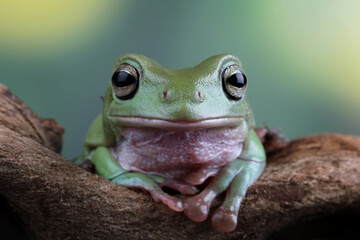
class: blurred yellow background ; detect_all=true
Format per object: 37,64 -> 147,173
0,0 -> 359,159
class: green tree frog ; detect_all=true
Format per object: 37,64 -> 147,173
79,53 -> 266,232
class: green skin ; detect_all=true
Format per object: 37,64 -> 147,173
77,53 -> 266,232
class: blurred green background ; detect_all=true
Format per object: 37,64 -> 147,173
0,0 -> 359,160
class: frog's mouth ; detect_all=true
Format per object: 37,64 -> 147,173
109,116 -> 243,130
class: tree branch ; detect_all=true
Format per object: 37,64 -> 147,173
0,84 -> 359,240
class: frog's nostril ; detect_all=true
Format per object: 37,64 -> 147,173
161,90 -> 176,102
194,91 -> 204,102
188,91 -> 204,103
163,91 -> 168,99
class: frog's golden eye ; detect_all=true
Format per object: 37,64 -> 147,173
111,64 -> 139,100
221,65 -> 247,101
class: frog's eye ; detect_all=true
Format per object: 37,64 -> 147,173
221,65 -> 247,101
111,64 -> 139,100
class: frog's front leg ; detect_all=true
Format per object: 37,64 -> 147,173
211,160 -> 265,232
184,129 -> 266,232
91,146 -> 183,212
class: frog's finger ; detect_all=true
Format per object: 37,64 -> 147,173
182,167 -> 219,186
211,161 -> 265,232
183,160 -> 244,222
161,179 -> 199,195
112,172 -> 183,212
148,174 -> 198,195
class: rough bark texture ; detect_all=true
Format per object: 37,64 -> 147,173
0,83 -> 359,239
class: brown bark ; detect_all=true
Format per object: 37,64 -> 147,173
0,83 -> 359,239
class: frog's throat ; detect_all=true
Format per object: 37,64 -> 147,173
108,116 -> 243,130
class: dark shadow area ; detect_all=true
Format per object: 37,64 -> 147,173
0,195 -> 30,240
1,193 -> 360,240
269,212 -> 360,240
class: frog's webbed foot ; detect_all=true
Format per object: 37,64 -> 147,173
112,173 -> 183,212
184,160 -> 265,232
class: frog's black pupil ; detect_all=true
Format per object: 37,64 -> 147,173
228,72 -> 246,88
112,71 -> 135,87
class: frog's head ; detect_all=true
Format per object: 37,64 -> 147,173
103,53 -> 253,133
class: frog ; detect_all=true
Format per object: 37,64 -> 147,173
78,53 -> 266,232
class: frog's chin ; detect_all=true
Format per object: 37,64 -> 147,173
108,116 -> 244,130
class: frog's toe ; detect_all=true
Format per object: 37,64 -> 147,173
151,192 -> 184,212
211,207 -> 237,232
183,196 -> 210,222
